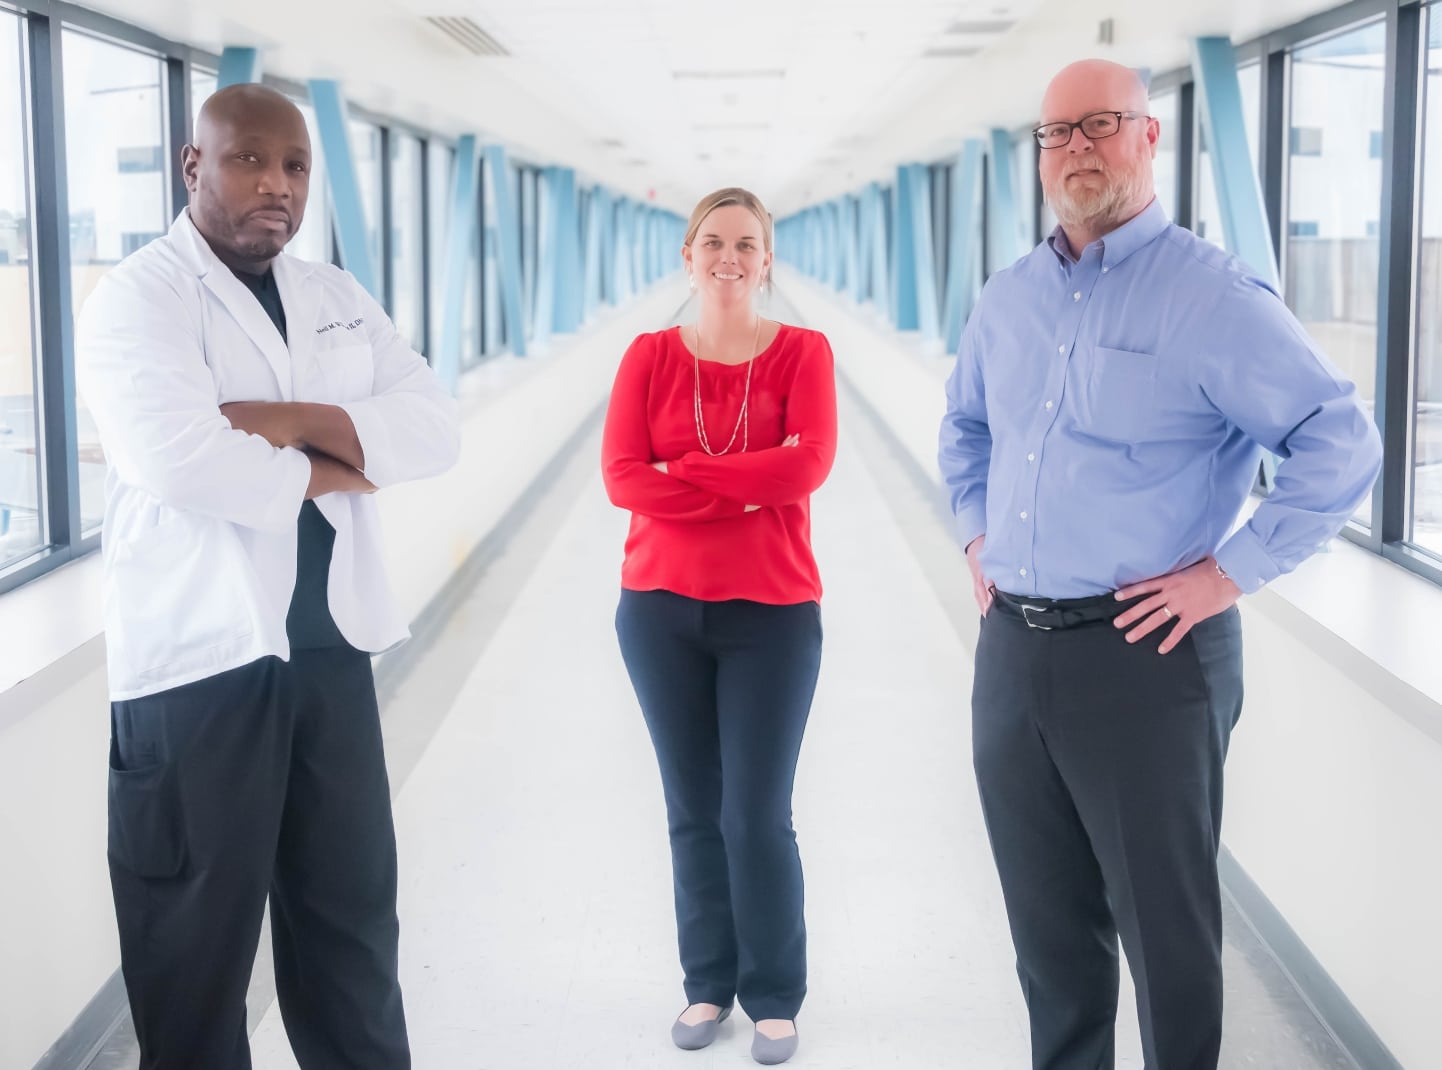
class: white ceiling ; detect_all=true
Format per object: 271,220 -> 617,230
87,0 -> 1351,217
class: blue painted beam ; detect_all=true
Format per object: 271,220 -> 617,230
533,167 -> 560,350
906,164 -> 940,340
943,140 -> 986,354
216,47 -> 261,88
1191,36 -> 1278,288
988,129 -> 1025,268
436,135 -> 479,391
483,145 -> 526,356
844,195 -> 862,303
308,80 -> 378,298
866,183 -> 888,315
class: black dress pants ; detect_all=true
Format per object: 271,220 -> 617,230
107,648 -> 409,1070
615,589 -> 822,1022
972,603 -> 1244,1070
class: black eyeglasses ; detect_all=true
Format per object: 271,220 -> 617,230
1032,111 -> 1148,149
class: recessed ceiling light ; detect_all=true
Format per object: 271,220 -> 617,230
672,69 -> 786,80
922,46 -> 981,57
945,19 -> 1015,33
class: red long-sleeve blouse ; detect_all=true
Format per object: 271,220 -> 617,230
601,324 -> 838,604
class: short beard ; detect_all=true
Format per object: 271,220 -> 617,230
1044,162 -> 1152,232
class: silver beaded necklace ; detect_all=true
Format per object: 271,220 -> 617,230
692,317 -> 761,456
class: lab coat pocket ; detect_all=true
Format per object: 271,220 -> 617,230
313,343 -> 375,402
107,736 -> 185,879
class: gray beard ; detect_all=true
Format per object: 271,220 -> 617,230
1045,168 -> 1151,232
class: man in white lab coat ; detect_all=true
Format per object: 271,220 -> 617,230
75,83 -> 460,1069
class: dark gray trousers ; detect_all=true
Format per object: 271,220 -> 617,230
615,588 -> 822,1022
972,604 -> 1243,1070
107,648 -> 410,1070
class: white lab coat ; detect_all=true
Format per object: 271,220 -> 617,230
76,211 -> 461,701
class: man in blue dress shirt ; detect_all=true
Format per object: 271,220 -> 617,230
938,59 -> 1381,1069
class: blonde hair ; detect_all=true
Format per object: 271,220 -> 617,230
683,187 -> 773,252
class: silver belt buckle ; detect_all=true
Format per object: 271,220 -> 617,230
1021,604 -> 1054,631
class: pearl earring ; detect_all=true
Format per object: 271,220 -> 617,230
688,273 -> 696,290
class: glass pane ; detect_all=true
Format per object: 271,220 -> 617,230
1412,8 -> 1442,555
482,154 -> 501,356
426,141 -> 451,362
389,132 -> 423,351
1151,89 -> 1178,221
1195,64 -> 1261,250
0,11 -> 44,567
1286,20 -> 1386,527
1014,133 -> 1037,248
189,67 -> 215,140
349,118 -> 383,294
64,30 -> 169,530
290,100 -> 331,265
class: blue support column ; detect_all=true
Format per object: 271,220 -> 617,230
483,145 -> 526,356
533,167 -> 560,350
555,169 -> 581,333
988,129 -> 1025,268
216,47 -> 261,88
436,135 -> 478,391
828,201 -> 845,292
582,186 -> 605,319
943,139 -> 986,354
613,199 -> 634,303
1191,36 -> 1279,287
844,195 -> 862,303
866,183 -> 888,315
908,164 -> 940,340
308,80 -> 377,298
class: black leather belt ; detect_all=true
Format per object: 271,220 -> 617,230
992,590 -> 1130,631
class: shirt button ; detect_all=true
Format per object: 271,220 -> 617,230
1102,266 -> 1110,273
1045,400 -> 1054,410
1020,511 -> 1028,520
1057,344 -> 1065,354
1019,568 -> 1028,577
1027,452 -> 1035,462
1073,291 -> 1081,301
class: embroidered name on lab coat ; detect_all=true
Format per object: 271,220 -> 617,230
316,317 -> 365,335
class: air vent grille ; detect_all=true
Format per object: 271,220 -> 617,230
424,16 -> 509,57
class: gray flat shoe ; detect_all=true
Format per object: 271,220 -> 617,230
671,1004 -> 732,1051
751,1023 -> 799,1065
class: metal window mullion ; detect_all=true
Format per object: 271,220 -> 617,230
165,55 -> 189,219
1375,1 -> 1422,545
27,11 -> 80,551
1260,49 -> 1287,266
1177,81 -> 1196,231
418,136 -> 431,359
379,125 -> 393,315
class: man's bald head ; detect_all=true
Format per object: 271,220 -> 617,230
194,83 -> 308,151
183,84 -> 312,274
1040,60 -> 1150,125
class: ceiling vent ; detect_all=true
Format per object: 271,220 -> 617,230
944,19 -> 1015,34
424,16 -> 510,57
673,69 -> 786,80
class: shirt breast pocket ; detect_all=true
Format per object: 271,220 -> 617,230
1076,345 -> 1160,442
312,343 -> 375,402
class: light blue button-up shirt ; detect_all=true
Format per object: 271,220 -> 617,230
938,199 -> 1382,598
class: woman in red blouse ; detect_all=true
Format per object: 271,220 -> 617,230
603,188 -> 836,1067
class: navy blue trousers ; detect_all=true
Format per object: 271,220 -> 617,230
107,648 -> 409,1070
973,604 -> 1244,1070
616,589 -> 822,1022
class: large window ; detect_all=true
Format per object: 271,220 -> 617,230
1194,62 -> 1261,249
350,117 -> 383,295
0,11 -> 42,568
64,30 -> 169,530
289,100 -> 331,265
389,132 -> 423,351
1412,7 -> 1442,557
1151,88 -> 1179,221
1285,20 -> 1386,527
189,67 -> 215,136
425,139 -> 452,362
